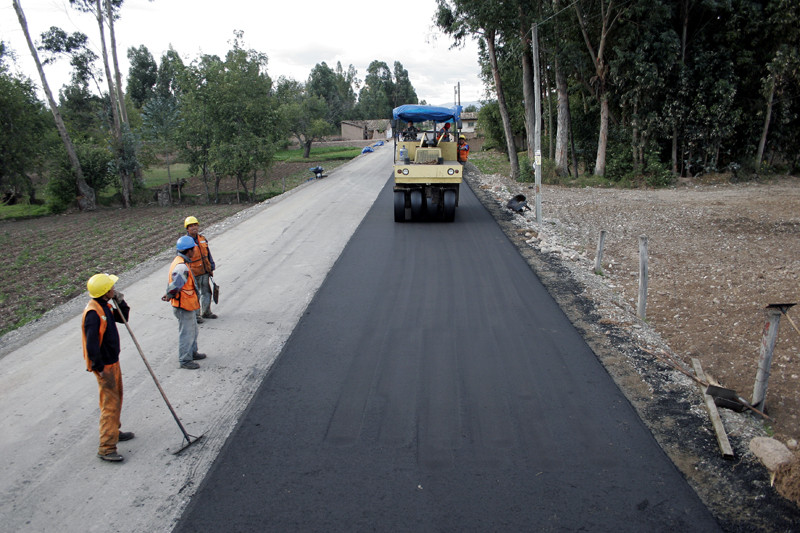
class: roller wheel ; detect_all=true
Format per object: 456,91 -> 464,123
410,189 -> 424,220
443,189 -> 456,222
394,191 -> 406,222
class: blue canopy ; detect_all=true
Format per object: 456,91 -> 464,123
393,104 -> 462,124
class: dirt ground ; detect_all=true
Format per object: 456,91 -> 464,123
467,167 -> 800,514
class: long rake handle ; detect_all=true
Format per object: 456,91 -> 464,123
111,298 -> 195,445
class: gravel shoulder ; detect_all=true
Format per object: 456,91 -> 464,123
464,166 -> 800,531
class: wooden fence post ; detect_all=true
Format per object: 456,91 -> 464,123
637,235 -> 648,320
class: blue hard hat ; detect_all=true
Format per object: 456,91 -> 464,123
176,235 -> 195,251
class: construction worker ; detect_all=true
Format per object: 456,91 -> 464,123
437,122 -> 451,143
457,135 -> 470,163
162,236 -> 207,369
82,273 -> 133,462
183,216 -> 217,322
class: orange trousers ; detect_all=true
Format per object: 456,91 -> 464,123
94,362 -> 123,455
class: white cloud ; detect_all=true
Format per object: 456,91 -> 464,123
1,0 -> 484,106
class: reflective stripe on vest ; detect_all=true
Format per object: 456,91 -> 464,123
81,299 -> 108,372
168,256 -> 200,311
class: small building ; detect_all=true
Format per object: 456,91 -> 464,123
341,119 -> 392,141
459,112 -> 478,135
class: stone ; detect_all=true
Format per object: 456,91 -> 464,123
749,437 -> 796,471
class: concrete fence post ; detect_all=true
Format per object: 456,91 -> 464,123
637,235 -> 648,320
752,304 -> 795,410
594,230 -> 607,275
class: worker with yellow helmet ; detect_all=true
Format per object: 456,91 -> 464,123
457,135 -> 470,163
183,215 -> 217,322
81,273 -> 134,462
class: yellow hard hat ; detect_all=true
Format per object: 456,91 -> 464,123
459,135 -> 466,140
184,216 -> 199,228
87,273 -> 119,298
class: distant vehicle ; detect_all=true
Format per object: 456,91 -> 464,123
391,104 -> 463,222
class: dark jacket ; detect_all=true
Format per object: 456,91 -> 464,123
82,298 -> 130,372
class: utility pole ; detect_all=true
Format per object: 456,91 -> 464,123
532,23 -> 542,222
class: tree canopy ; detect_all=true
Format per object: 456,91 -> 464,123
438,0 -> 800,180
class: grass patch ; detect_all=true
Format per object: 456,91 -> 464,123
0,203 -> 52,220
275,146 -> 362,163
142,163 -> 191,187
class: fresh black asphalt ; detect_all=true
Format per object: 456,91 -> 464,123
175,175 -> 721,532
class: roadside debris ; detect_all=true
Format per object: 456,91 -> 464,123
506,194 -> 530,213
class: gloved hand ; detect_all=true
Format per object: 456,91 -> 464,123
113,291 -> 124,302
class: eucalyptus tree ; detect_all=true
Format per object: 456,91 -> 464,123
156,47 -> 185,100
608,0 -> 677,178
307,61 -> 358,126
68,0 -> 140,206
751,0 -> 800,170
356,60 -> 392,118
436,0 -> 521,179
38,27 -> 106,138
392,61 -> 418,108
126,44 -> 157,108
11,0 -> 94,210
573,0 -> 628,177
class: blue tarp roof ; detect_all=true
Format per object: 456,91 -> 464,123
392,104 -> 462,123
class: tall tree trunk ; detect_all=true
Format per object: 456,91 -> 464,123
12,0 -> 96,210
674,0 -> 690,176
595,92 -> 608,176
575,1 -> 613,177
755,76 -> 775,171
96,0 -> 120,138
486,30 -> 520,180
105,0 -> 128,125
544,55 -> 554,160
520,9 -> 536,162
95,0 -> 132,207
554,55 -> 570,176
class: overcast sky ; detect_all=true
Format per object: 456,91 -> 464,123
1,0 -> 485,106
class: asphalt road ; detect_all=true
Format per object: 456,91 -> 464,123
175,174 -> 721,531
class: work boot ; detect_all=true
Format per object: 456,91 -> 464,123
180,361 -> 200,370
97,452 -> 124,462
196,315 -> 204,324
192,352 -> 207,360
202,312 -> 218,319
118,431 -> 135,441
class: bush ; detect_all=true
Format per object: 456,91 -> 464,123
46,143 -> 115,211
606,145 -> 672,187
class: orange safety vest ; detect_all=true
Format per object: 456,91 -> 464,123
458,142 -> 470,162
168,256 -> 200,311
81,299 -> 108,372
188,234 -> 213,277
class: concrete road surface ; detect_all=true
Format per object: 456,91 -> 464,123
0,145 -> 392,532
174,168 -> 721,530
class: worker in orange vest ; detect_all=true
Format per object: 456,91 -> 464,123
81,273 -> 133,462
183,216 -> 217,322
457,135 -> 470,163
162,236 -> 207,369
